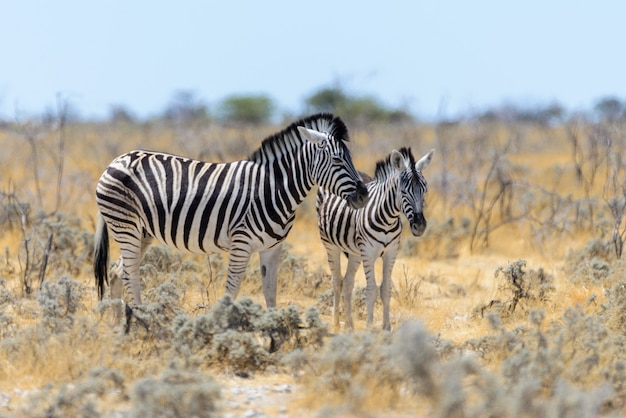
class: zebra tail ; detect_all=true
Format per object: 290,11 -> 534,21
94,212 -> 109,300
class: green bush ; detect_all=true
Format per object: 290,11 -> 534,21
217,94 -> 275,125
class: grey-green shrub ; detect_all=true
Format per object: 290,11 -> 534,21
564,238 -> 615,285
131,369 -> 220,418
139,245 -> 200,278
18,367 -> 126,418
474,260 -> 554,319
172,295 -> 327,374
0,278 -> 15,337
125,279 -> 184,340
37,276 -> 84,332
600,281 -> 626,334
290,309 -> 626,416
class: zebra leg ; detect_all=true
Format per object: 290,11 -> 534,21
259,244 -> 283,308
109,259 -> 124,299
119,253 -> 143,307
381,245 -> 399,331
325,247 -> 343,331
224,246 -> 253,301
361,254 -> 378,328
111,228 -> 151,308
343,254 -> 361,330
109,260 -> 125,321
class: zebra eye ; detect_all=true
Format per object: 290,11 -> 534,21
331,154 -> 343,165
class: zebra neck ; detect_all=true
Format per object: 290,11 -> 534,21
369,178 -> 402,223
260,143 -> 315,212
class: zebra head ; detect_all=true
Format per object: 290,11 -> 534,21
392,147 -> 435,237
298,124 -> 369,209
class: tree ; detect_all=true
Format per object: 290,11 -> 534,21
163,90 -> 209,124
109,105 -> 137,124
305,85 -> 413,124
305,87 -> 349,114
594,96 -> 624,122
477,102 -> 565,125
217,94 -> 275,125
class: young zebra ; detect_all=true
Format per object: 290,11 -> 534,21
316,147 -> 434,331
94,113 -> 369,311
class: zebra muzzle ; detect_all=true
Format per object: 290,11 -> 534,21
410,213 -> 427,236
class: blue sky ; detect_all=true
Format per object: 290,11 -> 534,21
2,1 -> 625,120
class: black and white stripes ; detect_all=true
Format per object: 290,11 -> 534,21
94,113 -> 368,309
316,147 -> 434,330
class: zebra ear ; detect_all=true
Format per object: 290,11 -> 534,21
416,149 -> 435,171
390,150 -> 405,172
298,126 -> 327,147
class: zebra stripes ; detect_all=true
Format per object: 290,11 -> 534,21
316,147 -> 434,330
94,113 -> 368,309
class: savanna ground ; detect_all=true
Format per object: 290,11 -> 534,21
1,114 -> 626,417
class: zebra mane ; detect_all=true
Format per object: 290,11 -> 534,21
248,113 -> 349,164
374,147 -> 416,182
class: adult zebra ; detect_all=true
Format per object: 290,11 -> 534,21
94,113 -> 369,311
316,147 -> 434,331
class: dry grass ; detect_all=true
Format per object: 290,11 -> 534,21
1,118 -> 625,416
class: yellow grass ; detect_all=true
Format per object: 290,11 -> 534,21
0,118 -> 624,416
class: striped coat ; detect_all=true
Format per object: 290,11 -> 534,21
94,114 -> 368,310
317,147 -> 434,330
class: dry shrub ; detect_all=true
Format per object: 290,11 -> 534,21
127,280 -> 185,342
28,214 -> 93,280
172,295 -> 327,376
16,367 -> 127,418
131,369 -> 220,418
286,321 -> 458,415
285,292 -> 623,415
0,287 -> 118,393
0,191 -> 29,231
600,281 -> 626,334
0,278 -> 15,337
464,307 -> 626,415
473,259 -> 555,319
139,245 -> 200,278
285,320 -> 518,416
39,214 -> 95,277
564,238 -> 616,286
2,279 -> 326,413
1,212 -> 93,295
37,276 -> 84,332
315,288 -> 334,315
286,330 -> 402,414
391,266 -> 423,308
352,285 -> 381,320
93,278 -> 186,353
